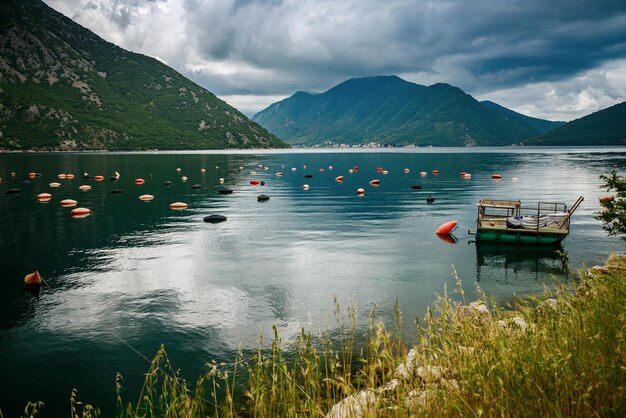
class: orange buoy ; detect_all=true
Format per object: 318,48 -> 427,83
71,207 -> 91,216
250,179 -> 260,186
24,271 -> 42,286
369,179 -> 380,186
135,178 -> 145,184
420,171 -> 427,177
139,194 -> 154,201
275,172 -> 283,177
492,174 -> 502,179
169,202 -> 188,209
58,173 -> 67,179
435,220 -> 457,235
49,182 -> 61,187
335,176 -> 344,182
60,199 -> 77,207
37,193 -> 52,202
356,188 -> 365,196
94,175 -> 104,181
11,172 -> 16,177
28,172 -> 37,178
303,184 -> 310,190
433,170 -> 440,175
66,174 -> 75,179
78,185 -> 91,191
403,168 -> 410,173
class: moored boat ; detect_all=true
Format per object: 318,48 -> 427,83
473,197 -> 583,245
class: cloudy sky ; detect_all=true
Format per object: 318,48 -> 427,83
44,0 -> 626,121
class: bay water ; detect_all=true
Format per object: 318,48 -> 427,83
0,147 -> 623,416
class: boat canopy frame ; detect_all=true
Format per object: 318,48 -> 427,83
477,196 -> 584,234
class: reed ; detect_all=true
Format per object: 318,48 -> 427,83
14,255 -> 626,417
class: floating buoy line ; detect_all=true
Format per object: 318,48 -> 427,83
8,163 -> 506,232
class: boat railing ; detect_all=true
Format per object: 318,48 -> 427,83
478,197 -> 584,233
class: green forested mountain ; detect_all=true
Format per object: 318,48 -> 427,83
480,100 -> 565,135
0,0 -> 286,150
252,76 -> 559,147
524,102 -> 626,146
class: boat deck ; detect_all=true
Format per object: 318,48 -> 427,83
477,218 -> 569,236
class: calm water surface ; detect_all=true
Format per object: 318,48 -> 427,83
0,147 -> 623,416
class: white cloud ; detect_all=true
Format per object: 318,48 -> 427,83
43,0 -> 626,121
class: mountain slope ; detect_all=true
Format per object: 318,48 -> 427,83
0,0 -> 287,150
524,102 -> 626,146
252,76 -> 556,147
480,100 -> 565,135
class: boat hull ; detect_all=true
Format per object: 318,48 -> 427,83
476,228 -> 566,245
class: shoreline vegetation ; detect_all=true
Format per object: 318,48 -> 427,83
13,254 -> 626,417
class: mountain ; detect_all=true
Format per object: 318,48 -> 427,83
0,0 -> 287,150
480,100 -> 565,135
524,101 -> 626,146
252,75 -> 559,147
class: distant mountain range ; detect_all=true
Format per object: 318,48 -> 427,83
251,75 -> 564,147
0,0 -> 287,151
524,101 -> 626,145
253,75 -> 622,147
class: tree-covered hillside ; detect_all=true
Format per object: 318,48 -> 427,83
253,76 -> 560,147
524,102 -> 626,146
0,0 -> 287,150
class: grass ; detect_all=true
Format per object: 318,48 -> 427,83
9,255 -> 626,417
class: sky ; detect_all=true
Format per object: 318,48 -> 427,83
43,0 -> 626,121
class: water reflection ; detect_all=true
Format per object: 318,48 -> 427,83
474,243 -> 570,300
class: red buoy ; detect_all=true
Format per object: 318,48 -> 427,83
492,174 -> 502,179
250,179 -> 260,186
369,179 -> 380,186
335,176 -> 344,182
135,178 -> 145,184
37,193 -> 52,201
71,207 -> 91,216
435,220 -> 457,235
433,170 -> 440,175
94,175 -> 105,181
376,167 -> 383,172
60,199 -> 77,207
24,271 -> 42,286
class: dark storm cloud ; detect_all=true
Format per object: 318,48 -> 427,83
44,0 -> 626,119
